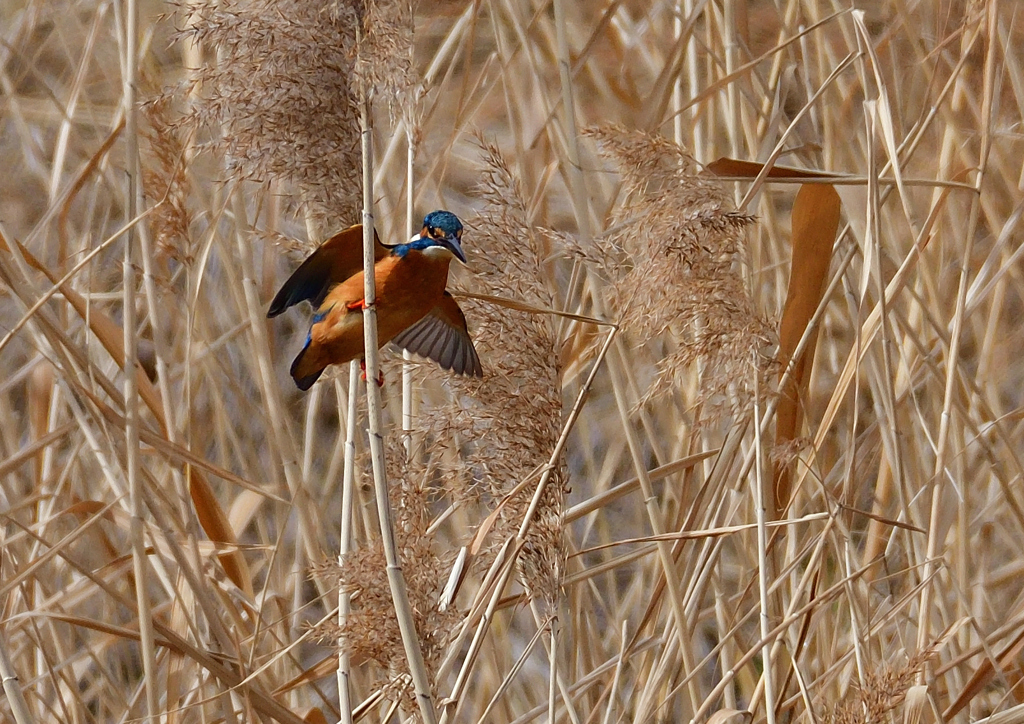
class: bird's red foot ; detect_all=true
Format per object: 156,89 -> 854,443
359,360 -> 385,387
346,299 -> 367,311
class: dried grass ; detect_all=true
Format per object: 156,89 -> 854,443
2,1 -> 1023,723
182,0 -> 363,229
581,124 -> 773,413
316,445 -> 460,704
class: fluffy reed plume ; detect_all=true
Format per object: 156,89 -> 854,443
316,445 -> 460,702
820,651 -> 933,724
141,93 -> 194,266
581,125 -> 773,412
181,0 -> 362,229
419,138 -> 567,609
353,0 -> 417,116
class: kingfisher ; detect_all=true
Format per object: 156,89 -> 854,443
268,210 -> 483,390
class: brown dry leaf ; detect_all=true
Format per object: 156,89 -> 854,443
559,322 -> 600,379
450,289 -> 608,326
300,708 -> 329,724
972,703 -> 1024,724
58,119 -> 125,254
140,431 -> 278,501
945,625 -> 1024,719
62,500 -> 130,530
439,546 -> 469,612
188,469 -> 252,595
28,363 -> 53,483
228,489 -> 268,534
41,612 -> 173,649
469,498 -> 515,557
773,183 -> 841,517
706,157 -> 842,179
0,422 -> 75,478
564,450 -> 719,523
465,463 -> 544,557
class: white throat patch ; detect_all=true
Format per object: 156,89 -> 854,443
422,244 -> 453,260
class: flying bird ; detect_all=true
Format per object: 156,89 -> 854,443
268,210 -> 483,390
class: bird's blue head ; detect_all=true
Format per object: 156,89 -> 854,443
418,210 -> 466,264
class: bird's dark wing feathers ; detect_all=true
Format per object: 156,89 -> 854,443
391,295 -> 482,377
267,252 -> 333,317
267,225 -> 390,318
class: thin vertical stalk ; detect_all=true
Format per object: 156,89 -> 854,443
552,0 -> 590,237
916,0 -> 996,661
722,0 -> 741,161
551,0 -> 590,341
357,65 -> 438,724
0,624 -> 34,724
50,6 -> 105,210
441,328 -> 616,724
231,191 -> 326,596
599,621 -> 628,724
337,362 -> 360,724
549,6 -> 582,716
527,601 -> 579,724
548,614 -> 558,724
606,336 -> 701,721
714,587 -> 737,709
402,22 -> 418,460
752,370 -> 776,724
402,122 -> 418,459
681,0 -> 703,156
302,385 -> 323,481
441,538 -> 517,724
672,1 -> 684,148
122,0 -> 158,720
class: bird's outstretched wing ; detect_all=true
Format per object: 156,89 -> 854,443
267,224 -> 389,317
391,292 -> 483,377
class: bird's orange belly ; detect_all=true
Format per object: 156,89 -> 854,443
306,252 -> 450,369
374,252 -> 450,342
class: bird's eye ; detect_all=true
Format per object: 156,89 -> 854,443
430,227 -> 439,237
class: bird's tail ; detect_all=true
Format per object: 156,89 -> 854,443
290,341 -> 324,391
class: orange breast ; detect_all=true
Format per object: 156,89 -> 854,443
374,250 -> 451,342
301,250 -> 452,372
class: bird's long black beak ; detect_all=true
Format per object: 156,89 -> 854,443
443,235 -> 467,264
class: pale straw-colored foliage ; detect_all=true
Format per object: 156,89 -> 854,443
0,1 -> 1021,723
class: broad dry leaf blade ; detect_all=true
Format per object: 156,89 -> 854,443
300,708 -> 329,724
774,183 -> 841,517
904,684 -> 932,724
706,709 -> 753,724
706,157 -> 842,179
188,469 -> 253,596
945,624 -> 1024,719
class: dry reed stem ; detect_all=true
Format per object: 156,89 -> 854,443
336,361 -> 359,724
120,0 -> 159,717
356,44 -> 437,718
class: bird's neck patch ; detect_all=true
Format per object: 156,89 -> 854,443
392,237 -> 449,259
421,245 -> 454,260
